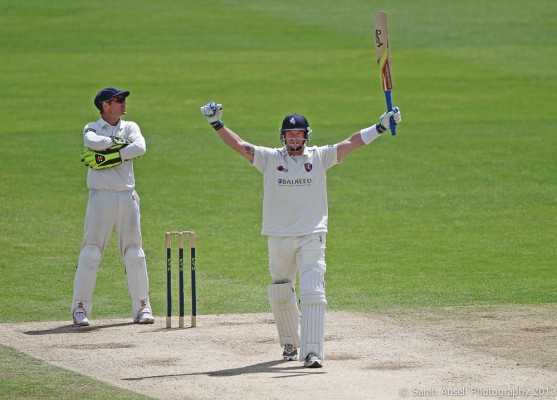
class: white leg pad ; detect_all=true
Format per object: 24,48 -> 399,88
123,245 -> 151,317
71,245 -> 101,317
268,283 -> 300,348
300,269 -> 327,360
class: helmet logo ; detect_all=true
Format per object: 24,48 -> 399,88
289,117 -> 296,125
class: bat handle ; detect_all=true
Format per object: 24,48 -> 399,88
384,90 -> 396,136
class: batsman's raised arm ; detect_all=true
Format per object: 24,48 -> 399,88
336,107 -> 402,161
200,101 -> 255,162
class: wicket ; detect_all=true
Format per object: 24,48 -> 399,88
165,231 -> 197,328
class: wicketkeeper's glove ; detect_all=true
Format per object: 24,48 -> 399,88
81,144 -> 125,170
200,101 -> 224,130
111,136 -> 131,147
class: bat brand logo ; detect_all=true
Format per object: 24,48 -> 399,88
383,63 -> 393,90
375,29 -> 383,47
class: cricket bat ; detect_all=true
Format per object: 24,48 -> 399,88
374,11 -> 397,135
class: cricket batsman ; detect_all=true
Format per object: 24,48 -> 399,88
200,101 -> 401,367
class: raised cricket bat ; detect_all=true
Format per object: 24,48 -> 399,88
374,11 -> 397,135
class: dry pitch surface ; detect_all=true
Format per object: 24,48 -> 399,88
1,305 -> 556,400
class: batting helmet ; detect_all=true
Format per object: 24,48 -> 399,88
280,114 -> 312,143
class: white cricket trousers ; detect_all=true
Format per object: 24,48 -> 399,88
71,189 -> 151,319
267,234 -> 327,360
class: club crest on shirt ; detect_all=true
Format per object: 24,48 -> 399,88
304,163 -> 312,172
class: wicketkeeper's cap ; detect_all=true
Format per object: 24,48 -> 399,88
94,87 -> 130,110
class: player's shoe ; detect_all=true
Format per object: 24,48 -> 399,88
73,309 -> 90,326
282,344 -> 298,361
134,309 -> 155,324
303,352 -> 323,368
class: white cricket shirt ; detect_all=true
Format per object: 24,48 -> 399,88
83,118 -> 146,191
252,144 -> 339,236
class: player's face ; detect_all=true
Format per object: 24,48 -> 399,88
106,96 -> 127,118
284,130 -> 305,148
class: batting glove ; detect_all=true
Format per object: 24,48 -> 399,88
376,106 -> 401,133
200,101 -> 224,130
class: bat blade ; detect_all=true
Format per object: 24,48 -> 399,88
374,11 -> 396,135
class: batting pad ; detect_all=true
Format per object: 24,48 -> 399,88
72,245 -> 102,317
300,269 -> 327,360
123,246 -> 151,317
268,283 -> 300,348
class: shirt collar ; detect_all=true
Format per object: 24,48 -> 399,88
97,117 -> 121,129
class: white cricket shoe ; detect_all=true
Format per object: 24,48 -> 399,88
282,344 -> 298,361
73,309 -> 90,326
134,308 -> 155,324
303,353 -> 323,368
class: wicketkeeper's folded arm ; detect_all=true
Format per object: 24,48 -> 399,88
119,138 -> 146,160
119,121 -> 146,160
83,126 -> 114,150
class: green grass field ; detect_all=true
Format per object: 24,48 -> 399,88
1,0 -> 556,398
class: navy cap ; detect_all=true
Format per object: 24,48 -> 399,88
94,87 -> 130,110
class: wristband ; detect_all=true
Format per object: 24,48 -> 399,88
211,120 -> 224,130
376,122 -> 387,134
360,125 -> 381,144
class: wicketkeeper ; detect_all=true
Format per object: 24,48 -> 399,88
71,87 -> 154,326
200,101 -> 401,368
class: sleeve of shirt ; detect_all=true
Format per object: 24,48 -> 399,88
119,122 -> 146,161
251,145 -> 270,173
83,123 -> 113,150
323,144 -> 340,169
